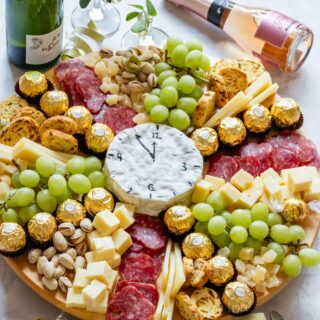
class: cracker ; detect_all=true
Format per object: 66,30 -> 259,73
183,257 -> 194,287
11,106 -> 46,126
190,258 -> 210,288
193,91 -> 216,128
39,116 -> 78,136
176,291 -> 202,320
211,58 -> 239,74
208,73 -> 229,107
238,59 -> 265,84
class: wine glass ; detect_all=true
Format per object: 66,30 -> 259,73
71,0 -> 121,37
121,0 -> 168,48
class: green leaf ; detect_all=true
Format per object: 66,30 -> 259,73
146,0 -> 157,16
131,19 -> 148,33
79,0 -> 91,9
126,11 -> 140,21
129,4 -> 144,10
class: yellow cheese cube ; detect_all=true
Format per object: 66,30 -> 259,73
86,291 -> 109,314
231,169 -> 254,191
87,230 -> 103,251
66,287 -> 86,309
252,176 -> 264,191
263,177 -> 281,197
82,279 -> 107,306
204,175 -> 225,191
303,179 -> 320,201
114,205 -> 135,229
260,168 -> 283,184
237,189 -> 261,209
112,229 -> 132,255
85,251 -> 95,264
92,210 -> 120,236
114,202 -> 135,216
281,169 -> 291,184
73,268 -> 89,289
220,182 -> 241,205
192,180 -> 212,203
306,166 -> 319,177
87,261 -> 111,284
288,167 -> 314,192
106,269 -> 119,292
281,185 -> 301,200
93,237 -> 116,261
107,252 -> 121,269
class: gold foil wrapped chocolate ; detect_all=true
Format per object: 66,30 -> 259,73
222,282 -> 255,315
85,123 -> 114,153
191,128 -> 219,157
164,205 -> 195,236
282,198 -> 309,223
208,256 -> 235,286
0,223 -> 27,255
65,106 -> 92,134
18,71 -> 48,97
271,98 -> 301,129
84,188 -> 114,216
243,104 -> 272,134
218,117 -> 247,147
56,199 -> 86,226
182,232 -> 214,260
28,212 -> 57,244
40,91 -> 69,117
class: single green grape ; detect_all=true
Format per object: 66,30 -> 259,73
199,55 -> 211,72
36,157 -> 56,177
88,171 -> 106,188
282,254 -> 302,277
3,208 -> 19,223
48,174 -> 67,196
11,171 -> 23,188
168,109 -> 190,131
157,70 -> 177,86
249,220 -> 269,241
185,38 -> 203,52
36,189 -> 57,213
251,202 -> 269,222
231,209 -> 252,228
245,237 -> 262,256
299,248 -> 320,267
192,203 -> 214,222
171,45 -> 188,68
194,221 -> 209,235
221,210 -> 232,228
150,105 -> 169,123
161,77 -> 179,89
160,86 -> 179,108
210,231 -> 231,249
144,94 -> 161,112
289,225 -> 305,245
208,216 -> 226,236
267,242 -> 285,264
177,97 -> 197,114
55,166 -> 67,176
206,191 -> 226,214
187,85 -> 203,101
270,224 -> 293,244
19,170 -> 40,188
228,242 -> 244,261
230,226 -> 248,244
19,204 -> 41,224
166,36 -> 184,56
15,187 -> 36,206
267,212 -> 283,226
84,156 -> 102,175
155,62 -> 172,75
185,50 -> 202,69
68,175 -> 91,194
178,75 -> 196,94
66,156 -> 86,174
150,88 -> 161,97
56,188 -> 73,205
6,189 -> 19,208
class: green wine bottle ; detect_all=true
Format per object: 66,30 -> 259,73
6,0 -> 64,69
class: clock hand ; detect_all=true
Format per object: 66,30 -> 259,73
135,135 -> 156,161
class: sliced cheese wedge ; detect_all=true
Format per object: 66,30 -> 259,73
0,144 -> 13,164
159,240 -> 172,290
171,243 -> 186,298
245,71 -> 272,98
247,83 -> 279,108
155,290 -> 165,320
204,92 -> 252,127
166,298 -> 175,320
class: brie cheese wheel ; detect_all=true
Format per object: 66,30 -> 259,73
104,124 -> 203,216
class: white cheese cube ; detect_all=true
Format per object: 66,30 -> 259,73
260,168 -> 283,184
263,177 -> 281,197
220,182 -> 241,205
281,168 -> 291,184
66,287 -> 86,309
192,179 -> 212,203
252,265 -> 267,283
237,188 -> 261,209
231,169 -> 254,191
112,229 -> 132,255
92,210 -> 120,236
85,251 -> 95,264
87,261 -> 111,284
252,176 -> 264,191
73,268 -> 89,289
86,291 -> 109,314
106,269 -> 119,292
281,185 -> 301,200
87,230 -> 103,251
93,237 -> 116,261
263,249 -> 277,263
106,252 -> 121,269
288,166 -> 314,192
303,179 -> 320,201
114,202 -> 135,216
204,175 -> 225,191
113,205 -> 135,229
82,279 -> 107,306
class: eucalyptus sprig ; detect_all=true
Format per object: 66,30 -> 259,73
79,0 -> 112,9
126,0 -> 157,34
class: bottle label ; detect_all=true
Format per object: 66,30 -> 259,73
255,11 -> 299,48
207,0 -> 229,28
26,24 -> 63,65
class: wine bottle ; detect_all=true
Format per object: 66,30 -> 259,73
167,0 -> 313,72
6,0 -> 64,69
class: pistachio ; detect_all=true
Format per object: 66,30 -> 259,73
130,92 -> 143,104
80,218 -> 93,233
140,62 -> 155,75
119,94 -> 133,108
147,74 -> 158,88
130,47 -> 140,57
142,82 -> 152,93
100,48 -> 113,58
66,248 -> 77,260
53,231 -> 68,252
133,102 -> 145,113
115,50 -> 132,58
42,277 -> 58,291
75,241 -> 88,257
57,222 -> 75,237
37,256 -> 48,275
75,256 -> 87,269
59,253 -> 75,270
120,84 -> 131,95
43,261 -> 55,279
124,62 -> 140,74
128,81 -> 144,93
115,75 -> 125,85
138,50 -> 154,62
68,229 -> 86,246
58,276 -> 73,293
137,71 -> 147,82
149,45 -> 162,56
53,265 -> 66,279
27,248 -> 42,265
42,246 -> 57,260
122,71 -> 136,81
152,53 -> 162,64
51,254 -> 60,267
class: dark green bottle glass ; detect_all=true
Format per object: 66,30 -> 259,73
6,0 -> 64,69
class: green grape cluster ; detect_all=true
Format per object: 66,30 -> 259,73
1,155 -> 106,225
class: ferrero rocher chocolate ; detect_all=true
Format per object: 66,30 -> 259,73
65,106 -> 92,134
84,188 -> 115,216
164,205 -> 195,236
282,198 -> 309,223
243,104 -> 272,134
218,117 -> 247,147
56,199 -> 86,226
182,232 -> 214,260
208,256 -> 235,286
18,71 -> 48,97
222,282 -> 255,315
40,91 -> 69,117
85,123 -> 114,153
0,223 -> 27,256
28,212 -> 57,244
271,98 -> 301,129
191,128 -> 219,157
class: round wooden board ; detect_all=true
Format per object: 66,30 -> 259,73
3,52 -> 320,320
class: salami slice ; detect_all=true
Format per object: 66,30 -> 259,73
259,156 -> 274,173
117,281 -> 159,306
292,135 -> 317,164
108,285 -> 155,320
239,156 -> 261,177
270,148 -> 299,173
207,155 -> 240,181
240,142 -> 273,159
306,154 -> 320,169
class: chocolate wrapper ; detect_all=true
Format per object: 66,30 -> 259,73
56,200 -> 86,226
218,117 -> 247,147
182,232 -> 214,260
40,91 -> 69,117
282,198 -> 309,223
85,123 -> 114,153
243,104 -> 272,134
271,98 -> 301,129
65,106 -> 92,134
84,188 -> 115,217
208,256 -> 235,286
191,128 -> 219,156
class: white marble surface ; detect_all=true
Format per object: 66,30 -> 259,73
1,0 -> 320,319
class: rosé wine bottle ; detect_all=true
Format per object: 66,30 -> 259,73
167,0 -> 313,72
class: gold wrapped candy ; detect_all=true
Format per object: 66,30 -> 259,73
56,199 -> 86,226
84,188 -> 114,216
65,106 -> 92,134
208,256 -> 235,286
222,282 -> 255,315
164,205 -> 195,236
218,117 -> 247,147
0,223 -> 27,256
191,128 -> 219,157
271,98 -> 301,129
18,71 -> 48,97
282,198 -> 309,223
28,213 -> 57,244
243,104 -> 272,134
40,91 -> 69,117
182,232 -> 214,260
85,123 -> 114,153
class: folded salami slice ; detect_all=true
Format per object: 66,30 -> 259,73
207,155 -> 240,182
240,141 -> 272,159
103,105 -> 136,133
270,148 -> 299,173
239,156 -> 261,177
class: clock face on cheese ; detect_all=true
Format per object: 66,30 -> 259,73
104,124 -> 203,216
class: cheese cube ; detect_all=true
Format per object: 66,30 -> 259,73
86,291 -> 109,314
204,175 -> 225,191
82,279 -> 107,306
113,205 -> 135,229
263,177 -> 281,197
112,229 -> 132,255
85,251 -> 95,264
107,252 -> 121,269
306,166 -> 319,177
106,269 -> 119,291
220,182 -> 241,205
288,167 -> 314,192
281,168 -> 291,184
66,288 -> 86,309
237,188 -> 261,209
192,180 -> 212,203
252,176 -> 264,191
87,261 -> 111,284
114,202 -> 135,216
73,268 -> 89,289
231,169 -> 254,191
260,168 -> 283,184
93,237 -> 116,261
303,179 -> 320,201
87,230 -> 103,251
281,185 -> 301,200
92,210 -> 120,236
